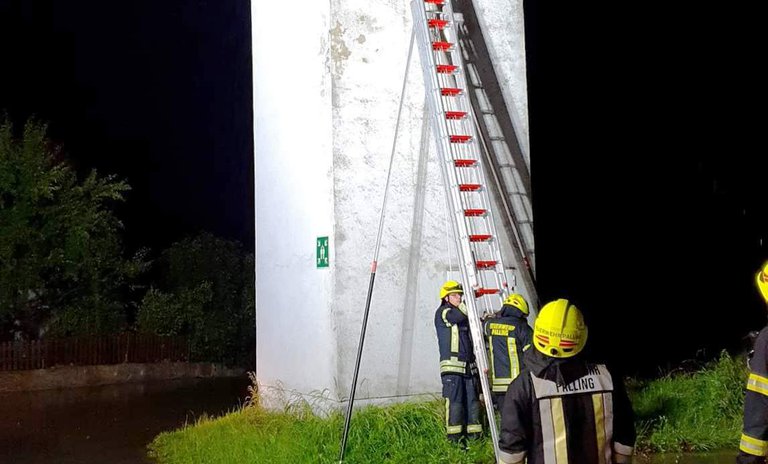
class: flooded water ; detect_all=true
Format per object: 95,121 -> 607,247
0,377 -> 739,464
0,376 -> 249,464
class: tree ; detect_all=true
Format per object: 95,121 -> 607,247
137,232 -> 254,366
0,119 -> 143,339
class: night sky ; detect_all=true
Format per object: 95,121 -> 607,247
1,1 -> 765,375
0,0 -> 253,253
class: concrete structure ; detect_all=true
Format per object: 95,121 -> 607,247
251,0 -> 529,409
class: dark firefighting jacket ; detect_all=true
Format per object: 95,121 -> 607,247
738,325 -> 768,463
434,301 -> 474,376
483,305 -> 533,393
498,351 -> 636,464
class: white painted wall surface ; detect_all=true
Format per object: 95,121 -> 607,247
252,0 -> 337,401
252,0 -> 529,407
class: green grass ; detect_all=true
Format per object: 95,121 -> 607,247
148,399 -> 495,463
149,353 -> 749,463
631,352 -> 747,453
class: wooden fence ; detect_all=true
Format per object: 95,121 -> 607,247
0,334 -> 189,371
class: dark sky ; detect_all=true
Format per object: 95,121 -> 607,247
0,1 -> 765,374
0,0 -> 253,253
525,2 -> 767,374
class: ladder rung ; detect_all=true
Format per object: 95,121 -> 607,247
474,288 -> 500,297
469,234 -> 492,242
450,135 -> 472,143
464,209 -> 486,216
459,184 -> 482,192
445,111 -> 467,120
475,260 -> 497,269
425,0 -> 445,4
428,19 -> 449,29
454,159 -> 477,167
436,64 -> 458,74
441,87 -> 463,96
432,41 -> 454,51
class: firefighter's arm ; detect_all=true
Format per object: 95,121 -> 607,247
738,387 -> 768,463
498,377 -> 531,464
443,303 -> 468,324
739,330 -> 768,464
611,376 -> 636,463
520,324 -> 533,352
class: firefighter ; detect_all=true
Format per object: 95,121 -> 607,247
434,280 -> 482,444
498,298 -> 636,464
483,293 -> 533,412
737,261 -> 768,463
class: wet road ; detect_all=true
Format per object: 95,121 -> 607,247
0,376 -> 249,464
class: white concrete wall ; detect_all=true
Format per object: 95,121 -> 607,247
252,0 -> 337,401
252,0 -> 529,407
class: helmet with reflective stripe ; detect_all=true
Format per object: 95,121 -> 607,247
440,280 -> 464,300
503,293 -> 529,315
757,261 -> 768,304
533,299 -> 587,358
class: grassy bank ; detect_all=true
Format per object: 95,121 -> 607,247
631,352 -> 746,453
148,400 -> 493,463
149,354 -> 747,463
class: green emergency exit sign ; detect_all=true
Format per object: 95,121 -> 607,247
316,236 -> 329,268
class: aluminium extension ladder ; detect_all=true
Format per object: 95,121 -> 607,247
410,0 -> 514,459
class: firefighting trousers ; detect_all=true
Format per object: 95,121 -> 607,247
442,374 -> 482,442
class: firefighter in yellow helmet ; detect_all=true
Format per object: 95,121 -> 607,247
498,299 -> 636,464
737,261 -> 768,463
483,293 -> 533,412
433,280 -> 482,444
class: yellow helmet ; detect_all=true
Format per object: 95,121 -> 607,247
503,293 -> 529,315
756,261 -> 768,304
439,280 -> 464,300
533,299 -> 588,358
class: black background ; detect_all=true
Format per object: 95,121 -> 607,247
1,1 -> 765,375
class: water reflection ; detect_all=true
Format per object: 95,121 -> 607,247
0,376 -> 249,464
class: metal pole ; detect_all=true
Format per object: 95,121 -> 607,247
338,28 -> 416,463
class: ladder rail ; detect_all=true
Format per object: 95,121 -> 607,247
411,1 -> 503,459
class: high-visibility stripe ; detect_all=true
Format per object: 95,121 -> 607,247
446,397 -> 463,435
440,357 -> 466,374
489,332 -> 496,378
440,366 -> 465,374
614,442 -> 633,456
747,372 -> 768,397
498,449 -> 526,464
603,393 -> 615,463
467,424 -> 483,433
508,338 -> 519,379
445,398 -> 450,432
440,357 -> 465,368
592,393 -> 606,464
539,398 -> 557,464
451,325 -> 459,353
441,308 -> 451,327
740,433 -> 768,456
552,397 -> 569,463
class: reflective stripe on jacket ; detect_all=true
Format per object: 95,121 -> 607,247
499,351 -> 636,464
434,302 -> 474,376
